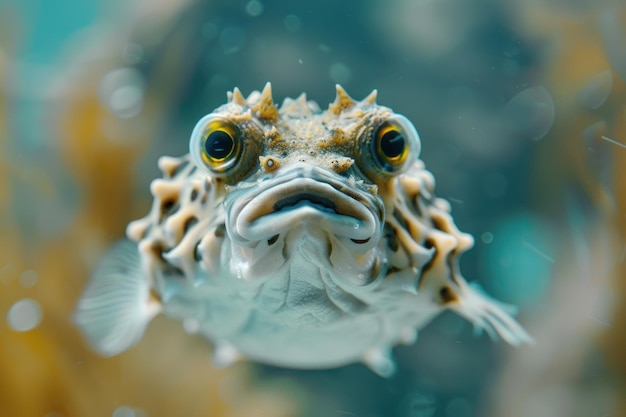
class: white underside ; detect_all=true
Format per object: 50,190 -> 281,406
160,228 -> 441,369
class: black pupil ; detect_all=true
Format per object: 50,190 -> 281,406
205,130 -> 234,160
380,129 -> 405,158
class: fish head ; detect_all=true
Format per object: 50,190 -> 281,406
189,84 -> 421,286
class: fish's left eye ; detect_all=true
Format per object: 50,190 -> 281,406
375,122 -> 408,166
358,115 -> 420,178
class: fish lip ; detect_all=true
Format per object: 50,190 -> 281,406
225,164 -> 384,246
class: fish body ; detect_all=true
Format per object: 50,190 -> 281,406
76,84 -> 530,376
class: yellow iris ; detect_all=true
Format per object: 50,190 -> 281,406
200,119 -> 241,172
374,121 -> 408,168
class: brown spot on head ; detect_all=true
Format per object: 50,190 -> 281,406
330,157 -> 353,174
439,286 -> 458,304
260,156 -> 280,173
330,128 -> 347,147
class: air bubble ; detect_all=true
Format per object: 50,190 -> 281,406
245,0 -> 263,16
501,85 -> 554,141
353,223 -> 360,229
481,232 -> 494,244
284,15 -> 302,33
329,62 -> 352,84
7,298 -> 42,332
19,269 -> 38,288
112,406 -> 135,417
99,68 -> 145,119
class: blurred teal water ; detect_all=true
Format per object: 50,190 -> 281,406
2,0 -> 624,416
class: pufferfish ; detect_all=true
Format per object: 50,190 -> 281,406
75,84 -> 531,376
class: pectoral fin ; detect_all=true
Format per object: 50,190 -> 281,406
452,282 -> 533,346
362,345 -> 396,377
74,240 -> 161,356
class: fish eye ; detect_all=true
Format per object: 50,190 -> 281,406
374,121 -> 408,167
190,116 -> 242,174
362,115 -> 420,177
204,128 -> 236,163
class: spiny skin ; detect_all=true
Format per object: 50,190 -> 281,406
76,84 -> 531,376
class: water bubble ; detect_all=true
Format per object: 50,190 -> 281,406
7,298 -> 42,332
353,223 -> 360,229
501,86 -> 554,141
284,15 -> 302,33
219,26 -> 246,54
110,87 -> 143,116
329,62 -> 352,84
112,406 -> 135,417
99,68 -> 145,119
19,269 -> 38,288
245,0 -> 263,16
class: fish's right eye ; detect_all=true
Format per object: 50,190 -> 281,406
356,114 -> 421,181
199,120 -> 241,172
190,114 -> 261,183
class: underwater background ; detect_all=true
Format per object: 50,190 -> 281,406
1,0 -> 625,416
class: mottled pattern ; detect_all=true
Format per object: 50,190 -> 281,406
77,84 -> 530,375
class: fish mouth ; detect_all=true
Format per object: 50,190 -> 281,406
225,164 -> 384,250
